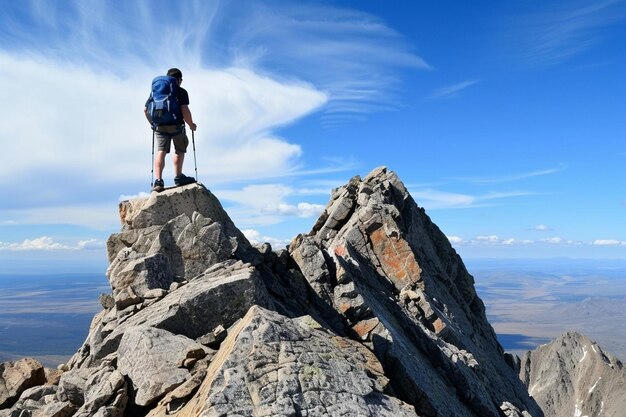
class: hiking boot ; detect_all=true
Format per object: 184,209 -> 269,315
153,179 -> 165,192
174,174 -> 196,186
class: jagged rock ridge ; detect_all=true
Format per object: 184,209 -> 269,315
1,167 -> 543,417
520,331 -> 626,417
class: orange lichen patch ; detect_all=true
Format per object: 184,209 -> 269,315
333,245 -> 348,257
338,302 -> 353,315
433,318 -> 447,334
369,226 -> 422,289
352,318 -> 380,339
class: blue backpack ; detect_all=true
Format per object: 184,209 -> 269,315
147,75 -> 182,128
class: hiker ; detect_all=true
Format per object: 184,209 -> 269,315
144,68 -> 197,192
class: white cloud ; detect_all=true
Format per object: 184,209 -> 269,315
476,235 -> 502,244
119,192 -> 151,202
447,236 -> 464,244
538,237 -> 582,245
242,229 -> 292,249
0,236 -> 105,252
541,237 -> 564,244
216,183 -> 326,227
77,239 -> 106,250
591,239 -> 625,246
263,203 -> 325,218
533,224 -> 553,231
449,233 -> 621,248
429,79 -> 480,100
0,54 -> 325,192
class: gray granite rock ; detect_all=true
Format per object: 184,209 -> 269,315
56,367 -> 92,406
38,401 -> 77,417
72,366 -> 126,417
117,327 -> 207,406
148,306 -> 417,417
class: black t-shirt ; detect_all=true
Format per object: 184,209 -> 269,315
174,87 -> 190,106
146,86 -> 190,125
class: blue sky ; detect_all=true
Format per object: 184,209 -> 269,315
0,0 -> 625,270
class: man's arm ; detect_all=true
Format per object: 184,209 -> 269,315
181,105 -> 197,131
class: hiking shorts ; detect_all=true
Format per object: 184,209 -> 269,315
155,125 -> 188,154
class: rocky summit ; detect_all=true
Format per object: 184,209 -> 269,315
4,165 -> 593,417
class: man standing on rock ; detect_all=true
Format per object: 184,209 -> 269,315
144,68 -> 197,192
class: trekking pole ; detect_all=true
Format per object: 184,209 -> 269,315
192,129 -> 198,182
151,129 -> 155,188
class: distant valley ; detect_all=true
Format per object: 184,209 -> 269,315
1,258 -> 624,367
468,258 -> 626,360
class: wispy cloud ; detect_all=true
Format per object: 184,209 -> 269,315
507,0 -> 626,68
410,189 -> 475,209
429,79 -> 480,100
228,1 -> 432,126
0,0 -> 426,228
452,165 -> 566,184
409,188 -> 532,209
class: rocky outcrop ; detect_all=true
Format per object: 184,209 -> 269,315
289,167 -> 542,417
1,172 -> 547,417
520,332 -> 626,417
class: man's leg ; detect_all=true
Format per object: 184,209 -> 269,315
155,150 -> 167,179
173,152 -> 185,177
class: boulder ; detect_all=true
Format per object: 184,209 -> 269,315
117,327 -> 207,406
73,367 -> 126,417
0,358 -> 46,408
56,367 -> 92,406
